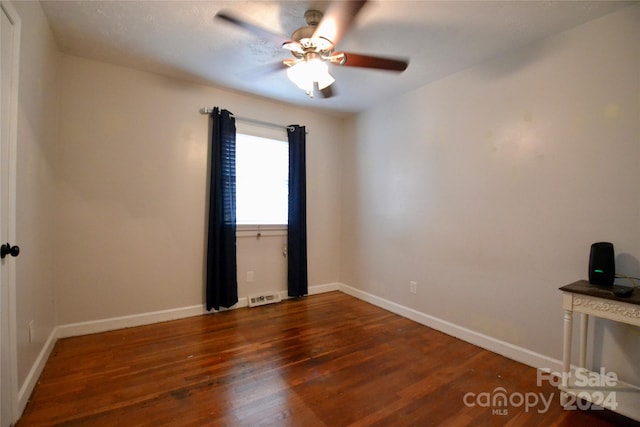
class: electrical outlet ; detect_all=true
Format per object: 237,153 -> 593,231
247,271 -> 255,283
409,281 -> 417,294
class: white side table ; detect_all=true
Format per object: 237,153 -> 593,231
560,280 -> 640,421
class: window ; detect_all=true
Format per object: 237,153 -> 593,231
235,133 -> 288,225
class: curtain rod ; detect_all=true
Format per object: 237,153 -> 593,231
199,107 -> 292,132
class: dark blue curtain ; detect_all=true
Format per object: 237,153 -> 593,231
287,125 -> 308,297
206,108 -> 238,310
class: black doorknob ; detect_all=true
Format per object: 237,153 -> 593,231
0,243 -> 19,259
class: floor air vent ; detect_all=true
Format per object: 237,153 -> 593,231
248,292 -> 282,308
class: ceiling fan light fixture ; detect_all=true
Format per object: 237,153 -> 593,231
286,54 -> 334,97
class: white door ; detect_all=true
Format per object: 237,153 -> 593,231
0,2 -> 20,426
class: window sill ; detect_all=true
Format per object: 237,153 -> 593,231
236,224 -> 287,238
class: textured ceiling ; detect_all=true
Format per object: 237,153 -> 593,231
41,1 -> 632,115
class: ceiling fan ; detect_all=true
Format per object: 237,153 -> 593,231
215,0 -> 409,99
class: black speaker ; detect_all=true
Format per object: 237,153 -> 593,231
588,242 -> 615,286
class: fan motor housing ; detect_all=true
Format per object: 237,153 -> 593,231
289,9 -> 334,57
291,25 -> 315,42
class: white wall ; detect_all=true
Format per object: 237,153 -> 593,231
342,5 -> 640,384
53,54 -> 345,325
12,0 -> 59,391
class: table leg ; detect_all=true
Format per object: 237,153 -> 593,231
579,313 -> 588,368
561,309 -> 573,406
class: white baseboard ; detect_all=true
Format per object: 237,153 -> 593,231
338,283 -> 563,373
56,304 -> 209,339
276,282 -> 341,300
17,327 -> 57,415
309,282 -> 341,295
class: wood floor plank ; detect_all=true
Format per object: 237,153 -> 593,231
16,292 -> 639,426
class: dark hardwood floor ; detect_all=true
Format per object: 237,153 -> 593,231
17,291 -> 638,426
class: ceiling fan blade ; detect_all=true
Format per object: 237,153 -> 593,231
240,61 -> 289,80
331,52 -> 409,72
215,10 -> 292,47
312,0 -> 367,47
